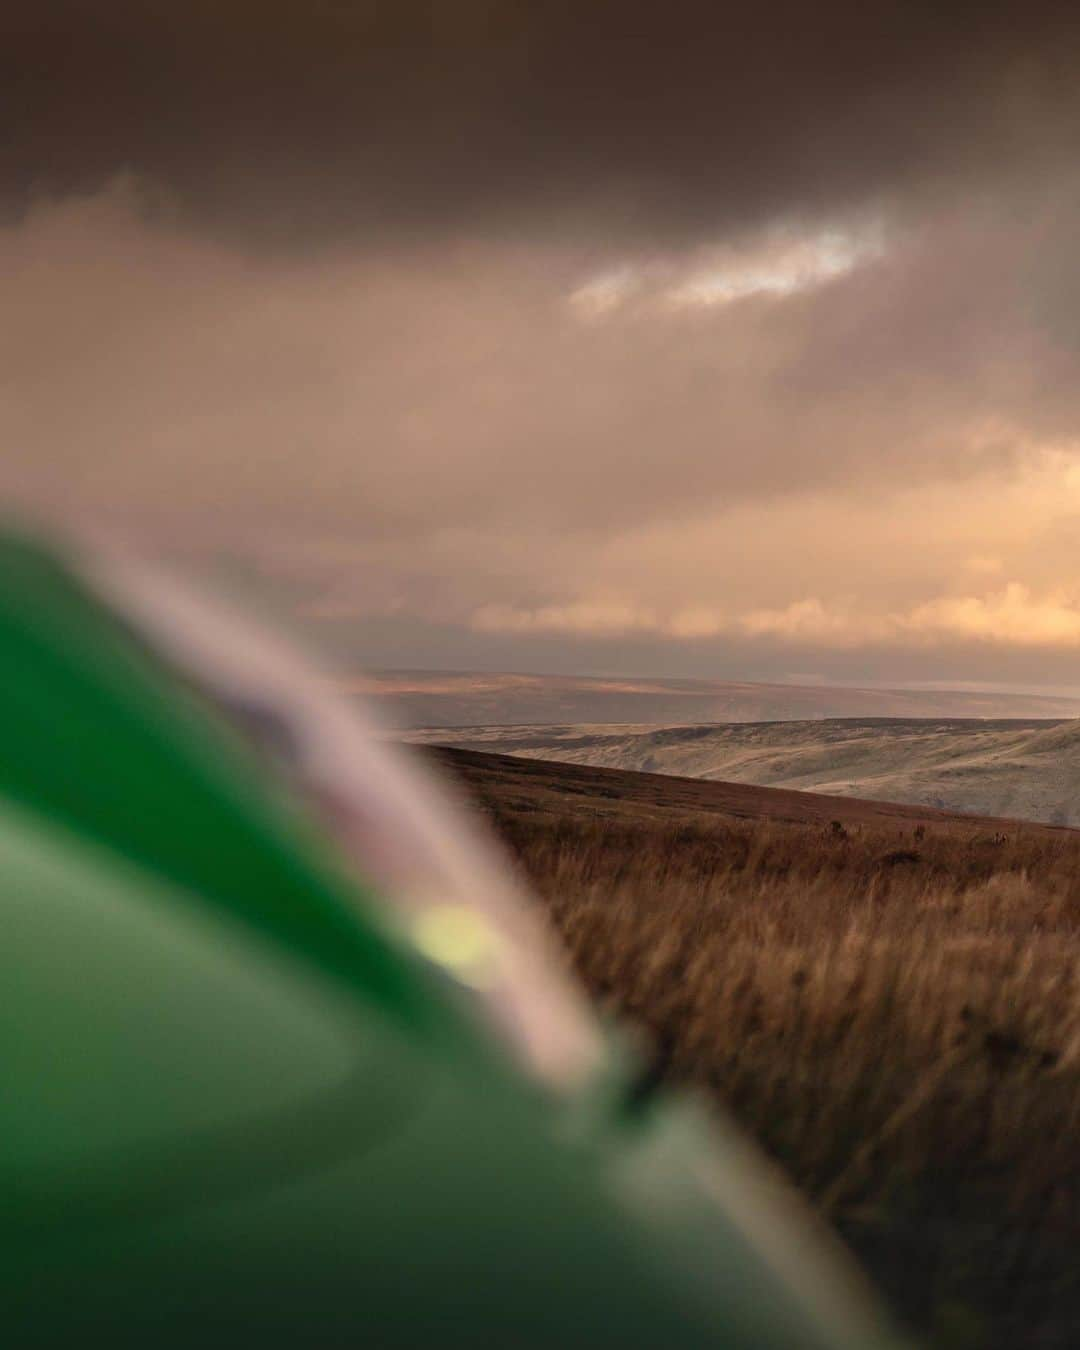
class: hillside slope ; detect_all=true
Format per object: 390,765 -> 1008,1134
426,743 -> 1076,835
408,717 -> 1080,826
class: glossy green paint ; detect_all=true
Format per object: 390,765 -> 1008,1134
0,534 -> 426,1013
0,532 -> 906,1348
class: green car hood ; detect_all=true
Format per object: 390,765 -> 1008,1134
0,530 -> 906,1349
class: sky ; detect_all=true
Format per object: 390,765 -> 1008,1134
6,2 -> 1080,687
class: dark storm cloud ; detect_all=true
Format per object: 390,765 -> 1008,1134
4,2 -> 1079,244
5,183 -> 1073,546
7,3 -> 1080,682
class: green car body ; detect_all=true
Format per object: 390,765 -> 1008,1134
0,530 -> 905,1348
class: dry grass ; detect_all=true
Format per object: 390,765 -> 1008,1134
438,749 -> 1080,1349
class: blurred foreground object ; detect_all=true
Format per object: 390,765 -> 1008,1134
0,527 -> 906,1348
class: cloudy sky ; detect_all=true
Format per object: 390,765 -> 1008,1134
6,2 -> 1080,686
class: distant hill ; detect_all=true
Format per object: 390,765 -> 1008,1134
350,669 -> 1080,728
427,743 -> 1069,834
405,717 -> 1080,827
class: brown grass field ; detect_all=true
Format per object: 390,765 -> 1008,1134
432,747 -> 1080,1350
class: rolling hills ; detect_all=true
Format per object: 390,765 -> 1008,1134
352,669 -> 1080,728
426,743 -> 1058,834
408,717 -> 1080,826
